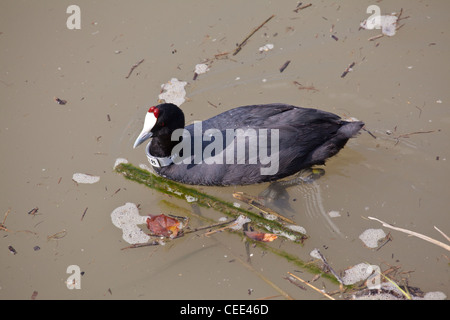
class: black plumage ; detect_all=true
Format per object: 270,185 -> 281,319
134,103 -> 364,186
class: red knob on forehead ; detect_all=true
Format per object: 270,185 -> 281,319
148,106 -> 160,118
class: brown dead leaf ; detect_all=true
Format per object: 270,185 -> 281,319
244,231 -> 277,242
146,214 -> 181,238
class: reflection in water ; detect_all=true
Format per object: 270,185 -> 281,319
297,181 -> 344,238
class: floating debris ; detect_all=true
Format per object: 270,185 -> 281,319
28,207 -> 39,216
185,195 -> 197,203
233,15 -> 275,56
54,97 -> 67,105
31,290 -> 38,300
342,263 -> 375,285
341,62 -> 356,78
158,78 -> 187,106
125,58 -> 144,79
47,229 -> 67,241
359,228 -> 387,248
360,14 -> 399,37
259,43 -> 274,52
279,60 -> 291,73
8,245 -> 17,255
193,63 -> 210,80
72,173 -> 100,184
230,215 -> 251,230
111,203 -> 150,244
113,158 -> 128,170
146,214 -> 184,239
244,231 -> 277,242
328,210 -> 341,218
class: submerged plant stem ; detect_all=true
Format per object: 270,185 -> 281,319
114,163 -> 306,242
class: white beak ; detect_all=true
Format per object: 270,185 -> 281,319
133,112 -> 158,148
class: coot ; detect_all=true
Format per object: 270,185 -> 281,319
133,103 -> 364,186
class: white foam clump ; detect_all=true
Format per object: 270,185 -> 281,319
111,203 -> 150,244
422,292 -> 447,300
360,15 -> 398,36
113,158 -> 128,169
328,210 -> 341,218
310,248 -> 321,260
72,173 -> 100,184
359,228 -> 386,248
194,63 -> 210,75
342,263 -> 375,285
158,78 -> 187,107
185,195 -> 197,203
259,44 -> 274,52
230,215 -> 251,230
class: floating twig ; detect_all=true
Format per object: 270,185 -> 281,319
434,226 -> 450,243
233,192 -> 295,224
8,245 -> 17,255
54,97 -> 67,105
81,207 -> 88,221
341,62 -> 356,78
293,81 -> 319,92
293,3 -> 312,13
368,216 -> 450,252
207,101 -> 219,108
287,272 -> 335,300
1,209 -> 10,231
376,232 -> 393,251
233,15 -> 275,56
314,249 -> 344,284
279,60 -> 291,73
363,127 -> 377,139
47,229 -> 67,241
28,207 -> 39,216
125,58 -> 144,79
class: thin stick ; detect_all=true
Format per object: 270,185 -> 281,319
341,62 -> 355,78
434,226 -> 450,243
186,219 -> 236,235
0,209 -> 10,231
233,15 -> 275,56
368,217 -> 450,252
125,59 -> 144,79
315,250 -> 344,284
81,207 -> 88,221
287,272 -> 335,300
279,60 -> 291,73
233,192 -> 295,224
293,3 -> 312,13
204,222 -> 238,236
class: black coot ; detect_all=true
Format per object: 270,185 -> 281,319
133,103 -> 364,186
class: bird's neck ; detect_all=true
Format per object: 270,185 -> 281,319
149,134 -> 179,157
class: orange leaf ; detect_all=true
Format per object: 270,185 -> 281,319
146,214 -> 181,238
244,231 -> 277,242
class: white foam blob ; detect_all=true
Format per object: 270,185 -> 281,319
359,228 -> 386,248
72,173 -> 100,184
259,43 -> 274,52
310,248 -> 321,260
230,215 -> 251,230
342,263 -> 374,285
111,203 -> 150,244
328,210 -> 341,218
113,158 -> 128,169
158,78 -> 187,106
360,15 -> 398,36
194,63 -> 210,75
